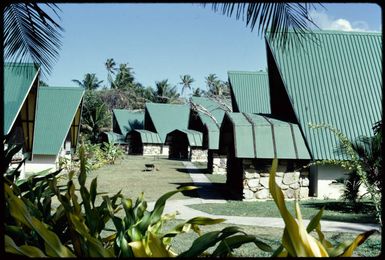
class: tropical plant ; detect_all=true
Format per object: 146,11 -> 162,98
153,79 -> 181,103
308,123 -> 382,225
179,74 -> 195,96
105,58 -> 118,89
340,171 -> 362,208
81,91 -> 111,143
102,142 -> 124,164
268,158 -> 378,257
204,3 -> 320,49
72,73 -> 104,90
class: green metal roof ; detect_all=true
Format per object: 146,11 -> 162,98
168,129 -> 203,147
134,129 -> 162,144
145,103 -> 190,143
190,96 -> 231,149
102,132 -> 126,144
113,109 -> 144,136
33,87 -> 84,155
228,71 -> 271,114
266,30 -> 382,160
224,112 -> 310,159
4,63 -> 40,135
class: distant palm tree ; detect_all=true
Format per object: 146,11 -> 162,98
179,74 -> 195,96
192,88 -> 205,97
153,79 -> 180,103
72,73 -> 104,90
105,58 -> 117,89
114,63 -> 135,90
204,3 -> 319,49
205,74 -> 218,90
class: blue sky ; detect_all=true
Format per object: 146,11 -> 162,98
46,3 -> 381,94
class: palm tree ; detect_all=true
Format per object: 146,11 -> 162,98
204,3 -> 320,49
113,63 -> 135,90
153,80 -> 180,103
192,88 -> 205,97
205,74 -> 218,90
105,58 -> 117,89
72,73 -> 104,90
179,74 -> 195,96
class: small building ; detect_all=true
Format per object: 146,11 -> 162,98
24,87 -> 84,174
128,129 -> 162,155
219,112 -> 311,201
165,129 -> 206,161
189,96 -> 231,173
100,109 -> 145,150
144,103 -> 202,158
4,63 -> 40,167
265,30 -> 382,199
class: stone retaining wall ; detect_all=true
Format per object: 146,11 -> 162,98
190,148 -> 208,162
212,157 -> 227,175
143,145 -> 161,156
242,159 -> 309,200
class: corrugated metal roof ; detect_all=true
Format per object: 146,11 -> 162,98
102,131 -> 126,144
113,109 -> 144,136
145,103 -> 190,143
168,129 -> 203,147
4,63 -> 40,135
266,30 -> 382,160
134,129 -> 162,144
228,71 -> 271,114
191,96 -> 231,149
33,87 -> 84,155
225,112 -> 311,159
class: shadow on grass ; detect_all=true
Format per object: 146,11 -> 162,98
171,181 -> 236,200
301,201 -> 377,224
176,168 -> 209,174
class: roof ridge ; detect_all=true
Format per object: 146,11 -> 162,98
266,29 -> 381,36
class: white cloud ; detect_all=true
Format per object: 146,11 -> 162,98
309,10 -> 369,32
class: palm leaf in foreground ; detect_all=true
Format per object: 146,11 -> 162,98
204,3 -> 320,50
4,3 -> 63,77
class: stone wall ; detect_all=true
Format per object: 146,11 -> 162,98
143,144 -> 161,156
242,159 -> 309,201
212,157 -> 227,175
190,148 -> 208,162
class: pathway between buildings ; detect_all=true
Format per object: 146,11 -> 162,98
149,161 -> 381,234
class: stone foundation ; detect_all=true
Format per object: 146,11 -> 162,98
212,157 -> 227,175
190,149 -> 208,162
143,145 -> 161,156
242,159 -> 309,201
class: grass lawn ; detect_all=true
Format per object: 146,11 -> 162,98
188,199 -> 378,224
58,155 -> 195,202
161,220 -> 381,257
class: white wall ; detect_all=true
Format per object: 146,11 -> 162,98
161,145 -> 169,156
23,155 -> 58,178
314,165 -> 367,200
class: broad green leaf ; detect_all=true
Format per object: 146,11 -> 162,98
212,234 -> 273,256
306,207 -> 324,233
179,226 -> 243,257
150,186 -> 198,225
68,213 -> 114,257
268,159 -> 328,257
146,231 -> 173,257
5,235 -> 47,257
128,241 -> 148,257
339,230 -> 378,257
90,178 -> 97,206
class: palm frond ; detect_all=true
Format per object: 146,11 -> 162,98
204,3 -> 320,50
4,3 -> 63,78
